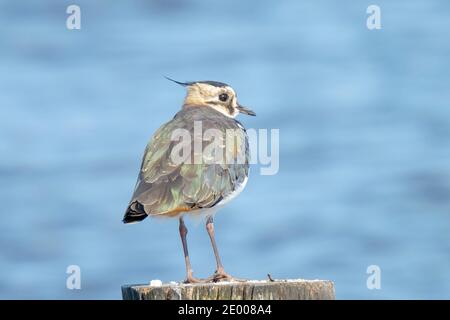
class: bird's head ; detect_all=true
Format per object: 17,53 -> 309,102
166,77 -> 256,118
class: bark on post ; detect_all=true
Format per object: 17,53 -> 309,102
122,279 -> 335,300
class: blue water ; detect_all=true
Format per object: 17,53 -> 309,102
1,0 -> 450,299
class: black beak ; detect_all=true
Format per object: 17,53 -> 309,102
237,104 -> 256,116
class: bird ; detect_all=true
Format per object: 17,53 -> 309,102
123,78 -> 255,283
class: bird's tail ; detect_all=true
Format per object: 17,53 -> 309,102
123,201 -> 148,224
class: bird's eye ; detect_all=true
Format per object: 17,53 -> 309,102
219,93 -> 229,102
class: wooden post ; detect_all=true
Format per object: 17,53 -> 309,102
122,279 -> 335,300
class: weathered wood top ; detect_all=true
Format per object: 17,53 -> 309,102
122,279 -> 335,300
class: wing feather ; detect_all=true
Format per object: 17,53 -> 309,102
123,107 -> 249,220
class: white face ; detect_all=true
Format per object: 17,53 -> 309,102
183,82 -> 255,118
183,83 -> 238,117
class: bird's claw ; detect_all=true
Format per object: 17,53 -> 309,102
183,273 -> 203,284
206,270 -> 245,283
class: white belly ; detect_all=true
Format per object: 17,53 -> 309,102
215,175 -> 248,207
188,175 -> 249,221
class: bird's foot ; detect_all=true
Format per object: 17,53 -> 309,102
206,268 -> 245,283
183,272 -> 203,284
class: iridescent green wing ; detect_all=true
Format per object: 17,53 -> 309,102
127,107 -> 249,217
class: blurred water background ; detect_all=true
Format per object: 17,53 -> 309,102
0,0 -> 449,299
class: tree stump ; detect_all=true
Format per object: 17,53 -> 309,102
122,279 -> 335,300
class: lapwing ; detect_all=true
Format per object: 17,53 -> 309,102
123,78 -> 255,283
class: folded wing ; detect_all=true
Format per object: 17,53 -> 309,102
123,107 -> 249,222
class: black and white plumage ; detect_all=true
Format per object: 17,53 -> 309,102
124,106 -> 250,223
123,79 -> 255,283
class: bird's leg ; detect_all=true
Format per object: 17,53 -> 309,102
205,216 -> 242,282
179,217 -> 201,283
